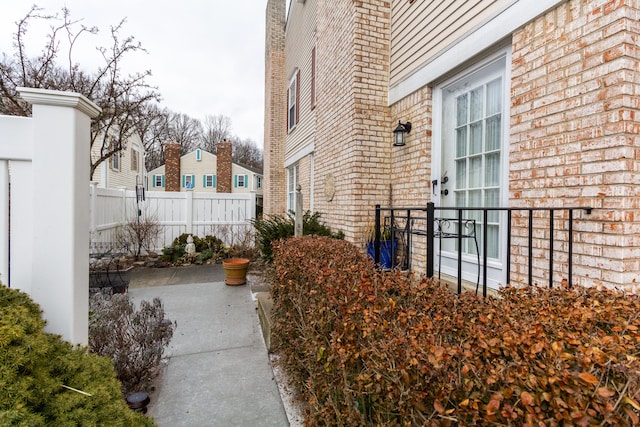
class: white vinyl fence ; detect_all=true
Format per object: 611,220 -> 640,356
90,185 -> 257,255
0,88 -> 100,345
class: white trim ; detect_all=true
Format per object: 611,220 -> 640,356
18,87 -> 101,118
284,141 -> 314,167
388,0 -> 564,104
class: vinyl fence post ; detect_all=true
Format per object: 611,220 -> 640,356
186,189 -> 193,235
19,87 -> 100,346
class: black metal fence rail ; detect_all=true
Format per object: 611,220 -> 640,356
373,203 -> 593,297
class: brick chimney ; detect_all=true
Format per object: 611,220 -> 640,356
216,140 -> 232,193
164,142 -> 181,192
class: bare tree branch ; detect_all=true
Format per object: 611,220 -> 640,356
0,6 -> 160,177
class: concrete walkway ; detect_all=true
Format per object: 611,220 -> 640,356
128,265 -> 288,426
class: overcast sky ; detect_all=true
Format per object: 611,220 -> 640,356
0,1 -> 266,148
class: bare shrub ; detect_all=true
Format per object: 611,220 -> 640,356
115,212 -> 162,257
89,293 -> 175,395
210,222 -> 259,260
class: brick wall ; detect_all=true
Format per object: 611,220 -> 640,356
509,0 -> 640,289
216,140 -> 232,193
264,0 -> 287,215
389,86 -> 433,270
313,0 -> 392,243
164,142 -> 181,192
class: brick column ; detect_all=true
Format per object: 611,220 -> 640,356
216,140 -> 232,193
164,142 -> 181,192
263,0 -> 287,214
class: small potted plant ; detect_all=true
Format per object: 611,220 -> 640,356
363,220 -> 397,269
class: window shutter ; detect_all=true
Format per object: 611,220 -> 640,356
161,175 -> 165,188
203,175 -> 207,188
191,174 -> 195,187
213,175 -> 217,187
244,174 -> 248,188
182,175 -> 185,188
234,175 -> 238,188
196,149 -> 201,161
295,69 -> 300,124
152,175 -> 156,188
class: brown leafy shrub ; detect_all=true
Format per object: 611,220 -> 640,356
270,236 -> 640,426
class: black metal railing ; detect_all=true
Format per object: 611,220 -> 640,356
373,203 -> 593,296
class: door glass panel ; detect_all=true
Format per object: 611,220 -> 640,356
456,127 -> 467,157
485,153 -> 500,187
486,115 -> 501,151
486,78 -> 502,115
456,94 -> 467,126
455,160 -> 466,190
469,156 -> 482,188
470,87 -> 483,121
470,122 -> 483,154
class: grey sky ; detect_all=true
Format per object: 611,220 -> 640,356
0,1 -> 266,148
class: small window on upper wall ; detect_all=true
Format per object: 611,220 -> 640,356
131,147 -> 139,171
288,69 -> 300,132
196,149 -> 202,161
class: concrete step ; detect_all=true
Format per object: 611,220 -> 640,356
256,292 -> 276,352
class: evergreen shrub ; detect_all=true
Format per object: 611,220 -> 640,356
270,236 -> 640,425
251,211 -> 344,262
0,285 -> 154,426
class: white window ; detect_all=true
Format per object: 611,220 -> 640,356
287,164 -> 298,212
182,174 -> 195,189
234,174 -> 248,188
288,70 -> 299,132
203,174 -> 216,188
131,147 -> 139,171
111,152 -> 120,171
256,176 -> 262,190
153,174 -> 164,188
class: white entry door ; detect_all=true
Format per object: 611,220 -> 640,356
433,52 -> 510,289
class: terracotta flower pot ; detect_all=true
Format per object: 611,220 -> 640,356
222,258 -> 250,286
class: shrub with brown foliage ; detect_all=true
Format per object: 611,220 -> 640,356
270,236 -> 640,426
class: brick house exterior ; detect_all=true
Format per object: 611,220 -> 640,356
264,0 -> 640,290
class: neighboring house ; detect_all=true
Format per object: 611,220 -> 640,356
264,0 -> 640,290
147,140 -> 264,199
91,132 -> 146,190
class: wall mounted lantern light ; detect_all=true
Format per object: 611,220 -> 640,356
393,120 -> 412,147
